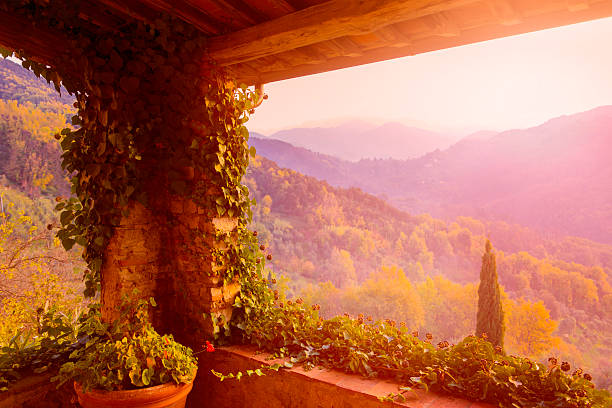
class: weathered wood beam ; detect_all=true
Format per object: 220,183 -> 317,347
488,0 -> 522,26
428,11 -> 461,36
136,0 -> 224,34
0,9 -> 67,66
207,0 -> 481,66
567,0 -> 591,12
228,0 -> 612,84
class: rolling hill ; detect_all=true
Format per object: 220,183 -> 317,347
251,107 -> 612,244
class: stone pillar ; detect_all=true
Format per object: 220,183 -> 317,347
100,192 -> 242,346
101,201 -> 165,326
51,19 -> 251,347
99,163 -> 245,351
168,193 -> 241,347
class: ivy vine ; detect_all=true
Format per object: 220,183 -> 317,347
2,1 -> 259,299
2,2 -> 611,407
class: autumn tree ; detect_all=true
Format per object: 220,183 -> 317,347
0,198 -> 84,343
476,240 -> 505,348
325,247 -> 356,287
418,276 -> 477,341
504,298 -> 558,358
342,266 -> 425,329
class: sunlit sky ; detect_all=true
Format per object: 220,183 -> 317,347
247,16 -> 612,136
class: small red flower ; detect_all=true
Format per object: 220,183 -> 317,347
164,337 -> 170,345
205,341 -> 215,352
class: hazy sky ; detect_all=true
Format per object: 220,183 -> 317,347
247,16 -> 612,136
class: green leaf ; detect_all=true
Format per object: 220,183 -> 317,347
142,368 -> 152,386
61,238 -> 75,251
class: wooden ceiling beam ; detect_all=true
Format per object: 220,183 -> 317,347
567,0 -> 591,12
488,0 -> 522,26
428,11 -> 462,36
0,9 -> 68,66
207,0 -> 481,66
138,0 -> 224,34
227,0 -> 612,84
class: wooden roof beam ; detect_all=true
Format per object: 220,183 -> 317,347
488,0 -> 522,26
567,0 -> 591,12
228,0 -> 612,84
0,9 -> 68,66
207,0 -> 480,66
428,11 -> 462,36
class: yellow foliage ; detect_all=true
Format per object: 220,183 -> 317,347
0,202 -> 85,345
504,298 -> 558,358
417,276 -> 477,341
343,266 -> 425,329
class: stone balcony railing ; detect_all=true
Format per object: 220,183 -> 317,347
1,345 -> 494,408
193,345 -> 494,408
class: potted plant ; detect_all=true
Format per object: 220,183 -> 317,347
53,294 -> 210,408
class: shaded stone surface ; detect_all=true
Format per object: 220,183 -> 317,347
191,345 -> 495,408
100,195 -> 240,348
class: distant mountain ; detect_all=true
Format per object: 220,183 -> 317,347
264,121 -> 457,161
252,106 -> 612,244
249,135 -> 356,188
461,130 -> 498,141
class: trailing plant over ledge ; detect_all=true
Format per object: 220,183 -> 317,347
227,244 -> 611,408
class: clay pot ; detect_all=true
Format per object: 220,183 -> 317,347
74,380 -> 194,408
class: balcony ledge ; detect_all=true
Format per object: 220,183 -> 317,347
192,344 -> 495,408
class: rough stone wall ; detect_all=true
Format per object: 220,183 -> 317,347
166,189 -> 241,347
100,189 -> 241,347
101,201 -> 166,327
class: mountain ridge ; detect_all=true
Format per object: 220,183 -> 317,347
261,120 -> 457,161
251,105 -> 612,244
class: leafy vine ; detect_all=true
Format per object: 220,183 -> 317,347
1,2 -> 611,407
2,1 -> 259,300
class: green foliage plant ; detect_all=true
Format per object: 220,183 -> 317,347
53,294 -> 198,392
2,3 -> 610,407
232,288 -> 611,408
476,240 -> 505,349
0,306 -> 80,392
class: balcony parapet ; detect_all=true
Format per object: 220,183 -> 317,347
192,345 -> 495,408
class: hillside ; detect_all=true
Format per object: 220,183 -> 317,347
245,156 -> 612,389
0,58 -> 73,197
0,58 -> 73,108
252,107 -> 612,244
263,121 -> 457,161
2,57 -> 612,389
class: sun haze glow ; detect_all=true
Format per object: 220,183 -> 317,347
247,16 -> 612,136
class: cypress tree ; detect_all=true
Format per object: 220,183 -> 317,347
476,240 -> 505,348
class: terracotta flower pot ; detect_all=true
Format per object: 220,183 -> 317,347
74,380 -> 195,408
